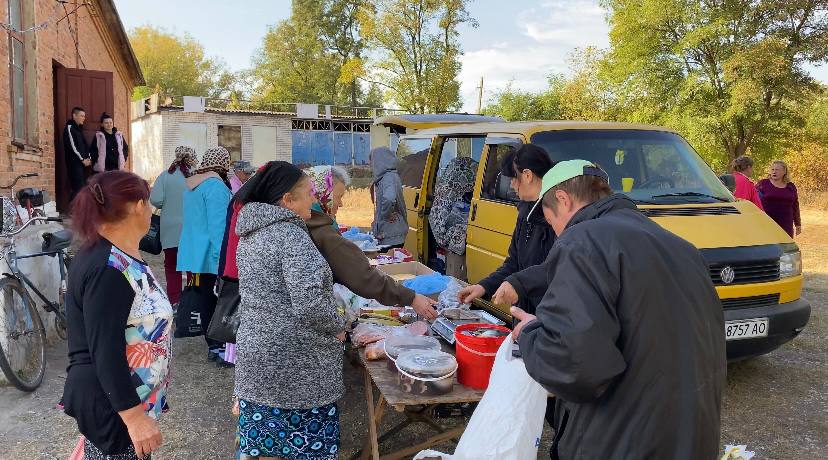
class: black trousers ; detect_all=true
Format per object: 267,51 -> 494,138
67,160 -> 87,204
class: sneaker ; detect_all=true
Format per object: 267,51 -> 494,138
207,349 -> 220,362
216,356 -> 235,368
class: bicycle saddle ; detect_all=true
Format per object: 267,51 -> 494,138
17,188 -> 46,207
42,229 -> 73,252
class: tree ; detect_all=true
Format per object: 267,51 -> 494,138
129,26 -> 234,100
360,0 -> 476,113
249,0 -> 382,107
485,48 -> 621,122
600,0 -> 828,162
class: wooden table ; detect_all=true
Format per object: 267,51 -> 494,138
351,345 -> 486,460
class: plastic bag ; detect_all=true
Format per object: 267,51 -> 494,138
350,321 -> 430,347
342,227 -> 375,242
403,273 -> 452,296
437,279 -> 470,312
414,334 -> 547,460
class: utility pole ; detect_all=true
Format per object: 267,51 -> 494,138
476,77 -> 484,114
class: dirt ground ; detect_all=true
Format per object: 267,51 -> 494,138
0,198 -> 826,459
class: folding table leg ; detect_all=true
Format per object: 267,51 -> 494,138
361,367 -> 381,460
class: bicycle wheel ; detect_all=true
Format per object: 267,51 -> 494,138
0,277 -> 46,391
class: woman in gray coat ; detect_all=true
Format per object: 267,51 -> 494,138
233,161 -> 346,460
370,147 -> 408,247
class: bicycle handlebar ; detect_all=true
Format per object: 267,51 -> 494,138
0,216 -> 61,238
0,172 -> 39,190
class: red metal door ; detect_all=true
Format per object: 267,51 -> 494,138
53,66 -> 113,212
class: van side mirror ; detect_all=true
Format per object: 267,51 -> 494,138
718,174 -> 736,193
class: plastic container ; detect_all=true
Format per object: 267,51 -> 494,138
396,349 -> 458,396
383,335 -> 441,372
454,323 -> 511,390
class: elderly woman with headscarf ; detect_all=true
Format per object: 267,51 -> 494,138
177,147 -> 233,361
429,156 -> 478,279
304,163 -> 438,320
150,146 -> 198,305
233,161 -> 346,460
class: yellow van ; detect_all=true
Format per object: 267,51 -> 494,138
394,121 -> 810,360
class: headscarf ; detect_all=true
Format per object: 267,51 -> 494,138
428,156 -> 478,254
168,145 -> 198,175
304,166 -> 337,215
197,147 -> 231,175
235,161 -> 305,206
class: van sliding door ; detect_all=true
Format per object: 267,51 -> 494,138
466,136 -> 524,317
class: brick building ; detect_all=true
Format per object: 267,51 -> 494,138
1,0 -> 142,211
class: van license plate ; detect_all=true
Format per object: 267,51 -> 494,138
725,319 -> 769,341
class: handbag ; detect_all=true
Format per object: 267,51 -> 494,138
139,213 -> 162,255
207,276 -> 241,343
174,274 -> 217,338
414,334 -> 548,460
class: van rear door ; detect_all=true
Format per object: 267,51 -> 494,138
466,136 -> 524,317
395,136 -> 438,255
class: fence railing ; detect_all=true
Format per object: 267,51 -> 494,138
150,95 -> 407,119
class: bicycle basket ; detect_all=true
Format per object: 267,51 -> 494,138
2,196 -> 17,233
17,188 -> 45,207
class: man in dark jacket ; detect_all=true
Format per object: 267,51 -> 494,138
511,160 -> 726,459
62,107 -> 91,201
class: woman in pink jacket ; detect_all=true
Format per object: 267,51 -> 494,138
730,155 -> 763,210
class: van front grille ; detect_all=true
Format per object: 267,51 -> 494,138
639,206 -> 741,217
709,261 -> 780,285
721,294 -> 780,310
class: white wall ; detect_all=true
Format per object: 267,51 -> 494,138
161,111 -> 292,168
0,223 -> 65,385
130,113 -> 164,184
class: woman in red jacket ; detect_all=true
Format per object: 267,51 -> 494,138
730,155 -> 764,210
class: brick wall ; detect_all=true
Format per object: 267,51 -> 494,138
0,0 -> 135,201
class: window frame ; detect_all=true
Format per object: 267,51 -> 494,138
480,138 -> 523,205
8,0 -> 27,145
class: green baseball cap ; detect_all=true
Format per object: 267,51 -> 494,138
540,159 -> 609,197
527,159 -> 609,219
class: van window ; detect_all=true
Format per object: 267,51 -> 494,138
482,144 -> 519,203
396,137 -> 432,188
436,137 -> 485,180
531,130 -> 733,204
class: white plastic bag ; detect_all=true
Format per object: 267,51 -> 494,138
414,334 -> 547,460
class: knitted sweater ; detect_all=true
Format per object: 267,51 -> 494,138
233,202 -> 346,409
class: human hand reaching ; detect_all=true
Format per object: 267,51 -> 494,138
411,294 -> 438,321
492,281 -> 518,306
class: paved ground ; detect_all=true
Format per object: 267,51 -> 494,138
1,209 -> 826,459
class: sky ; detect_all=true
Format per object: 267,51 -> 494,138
114,0 -> 828,112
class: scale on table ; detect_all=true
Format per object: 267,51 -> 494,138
431,310 -> 506,344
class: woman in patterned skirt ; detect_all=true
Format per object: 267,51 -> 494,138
233,161 -> 347,459
63,171 -> 173,459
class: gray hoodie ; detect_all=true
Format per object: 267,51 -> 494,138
233,202 -> 346,409
371,147 -> 408,246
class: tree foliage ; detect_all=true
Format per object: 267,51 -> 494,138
250,0 -> 382,107
600,0 -> 828,162
129,26 -> 234,100
360,0 -> 476,113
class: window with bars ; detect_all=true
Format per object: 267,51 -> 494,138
8,0 -> 26,143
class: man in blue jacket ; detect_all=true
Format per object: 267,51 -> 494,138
511,160 -> 726,459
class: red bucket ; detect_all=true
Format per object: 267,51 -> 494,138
454,323 -> 511,390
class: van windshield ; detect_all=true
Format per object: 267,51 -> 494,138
531,129 -> 733,204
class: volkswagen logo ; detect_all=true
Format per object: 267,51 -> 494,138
720,266 -> 736,284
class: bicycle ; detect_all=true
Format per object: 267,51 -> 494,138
0,216 -> 71,392
0,173 -> 46,233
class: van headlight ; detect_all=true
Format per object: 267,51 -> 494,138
779,244 -> 802,278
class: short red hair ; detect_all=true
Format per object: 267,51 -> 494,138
71,171 -> 150,248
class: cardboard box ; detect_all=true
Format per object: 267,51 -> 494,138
377,261 -> 435,281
